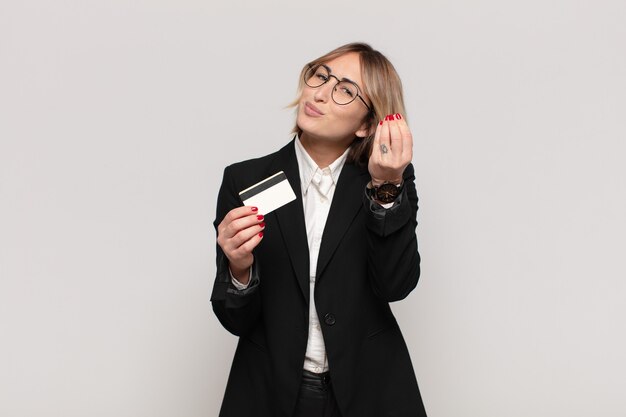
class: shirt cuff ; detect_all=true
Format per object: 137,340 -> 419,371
230,266 -> 253,290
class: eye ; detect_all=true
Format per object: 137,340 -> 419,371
336,82 -> 356,98
313,67 -> 329,81
341,86 -> 355,97
316,73 -> 329,82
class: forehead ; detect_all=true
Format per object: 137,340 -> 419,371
322,53 -> 363,85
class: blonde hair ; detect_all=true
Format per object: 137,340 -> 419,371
289,42 -> 406,165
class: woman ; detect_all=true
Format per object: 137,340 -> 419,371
211,42 -> 427,417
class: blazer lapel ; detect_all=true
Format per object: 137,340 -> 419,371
271,140 -> 310,303
316,162 -> 369,281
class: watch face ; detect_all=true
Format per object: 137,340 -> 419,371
375,183 -> 400,204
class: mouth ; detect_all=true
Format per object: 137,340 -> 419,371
304,102 -> 324,117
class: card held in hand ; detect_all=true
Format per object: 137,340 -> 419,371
239,171 -> 296,215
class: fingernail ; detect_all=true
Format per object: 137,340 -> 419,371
260,222 -> 265,228
395,113 -> 402,119
251,207 -> 258,212
257,215 -> 264,220
379,120 -> 383,125
385,114 -> 394,121
258,232 -> 264,238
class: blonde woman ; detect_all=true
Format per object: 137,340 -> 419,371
211,43 -> 427,417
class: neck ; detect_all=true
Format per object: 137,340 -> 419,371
299,133 -> 351,168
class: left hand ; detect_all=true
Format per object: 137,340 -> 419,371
368,113 -> 413,185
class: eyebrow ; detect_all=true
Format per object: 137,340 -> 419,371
323,64 -> 359,86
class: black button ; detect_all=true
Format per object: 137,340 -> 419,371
324,313 -> 336,326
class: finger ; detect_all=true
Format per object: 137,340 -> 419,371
223,213 -> 265,242
372,118 -> 383,150
220,207 -> 263,238
388,114 -> 403,156
369,118 -> 383,168
395,114 -> 413,161
378,116 -> 391,158
220,221 -> 265,260
224,205 -> 260,225
231,221 -> 266,249
234,229 -> 265,256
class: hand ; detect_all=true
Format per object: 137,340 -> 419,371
216,206 -> 265,284
368,113 -> 413,185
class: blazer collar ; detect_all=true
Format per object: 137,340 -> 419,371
270,137 -> 369,303
315,159 -> 369,281
270,139 -> 310,302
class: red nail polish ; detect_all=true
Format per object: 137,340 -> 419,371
379,120 -> 383,125
259,222 -> 266,228
251,207 -> 258,212
257,215 -> 264,220
258,232 -> 264,238
395,113 -> 402,119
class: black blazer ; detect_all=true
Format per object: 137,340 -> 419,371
211,139 -> 427,417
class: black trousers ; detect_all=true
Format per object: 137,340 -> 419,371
292,370 -> 341,417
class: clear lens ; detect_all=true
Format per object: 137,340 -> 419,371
332,81 -> 358,105
304,65 -> 328,88
303,64 -> 359,105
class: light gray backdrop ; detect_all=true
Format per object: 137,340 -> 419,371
1,0 -> 625,416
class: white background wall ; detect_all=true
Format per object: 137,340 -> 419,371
1,0 -> 625,416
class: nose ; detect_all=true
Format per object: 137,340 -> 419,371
313,80 -> 334,103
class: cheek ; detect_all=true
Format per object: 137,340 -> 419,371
298,87 -> 316,103
335,107 -> 367,129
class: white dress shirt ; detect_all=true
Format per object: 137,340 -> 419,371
294,136 -> 349,374
230,136 -> 394,374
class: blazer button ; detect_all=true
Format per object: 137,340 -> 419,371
324,313 -> 336,326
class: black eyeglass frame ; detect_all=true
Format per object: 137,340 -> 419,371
303,64 -> 374,114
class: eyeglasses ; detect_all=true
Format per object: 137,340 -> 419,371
303,64 -> 373,113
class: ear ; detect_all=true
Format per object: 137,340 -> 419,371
355,118 -> 376,138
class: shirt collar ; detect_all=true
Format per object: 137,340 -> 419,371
294,135 -> 349,196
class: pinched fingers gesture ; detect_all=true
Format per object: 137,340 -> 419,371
368,113 -> 413,184
217,206 -> 265,275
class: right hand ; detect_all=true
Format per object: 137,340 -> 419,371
217,206 -> 265,284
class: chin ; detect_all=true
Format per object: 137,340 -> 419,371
296,114 -> 322,139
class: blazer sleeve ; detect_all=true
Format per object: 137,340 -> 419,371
210,164 -> 262,337
363,163 -> 421,302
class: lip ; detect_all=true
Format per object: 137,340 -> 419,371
304,102 -> 324,117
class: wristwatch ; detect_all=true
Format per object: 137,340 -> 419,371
367,180 -> 403,204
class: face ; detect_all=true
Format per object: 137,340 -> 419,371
296,52 -> 372,147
